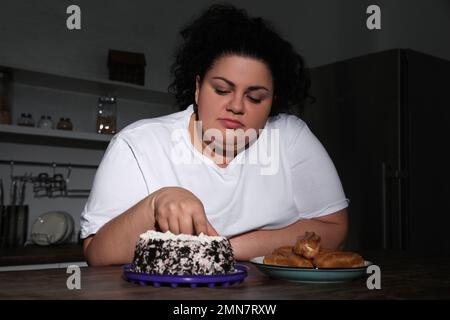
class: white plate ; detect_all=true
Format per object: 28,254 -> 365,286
31,211 -> 68,246
60,211 -> 74,243
250,256 -> 373,283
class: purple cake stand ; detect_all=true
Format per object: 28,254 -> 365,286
123,264 -> 248,288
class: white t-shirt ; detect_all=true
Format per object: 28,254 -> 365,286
80,105 -> 349,239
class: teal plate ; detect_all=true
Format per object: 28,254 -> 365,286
250,256 -> 373,283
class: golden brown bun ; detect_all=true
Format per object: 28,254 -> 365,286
293,232 -> 321,259
313,251 -> 365,268
263,253 -> 314,268
272,246 -> 294,257
286,253 -> 314,268
264,233 -> 365,269
263,254 -> 292,267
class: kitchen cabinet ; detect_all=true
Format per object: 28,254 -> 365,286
302,49 -> 450,254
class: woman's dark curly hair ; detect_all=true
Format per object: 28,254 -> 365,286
168,3 -> 312,117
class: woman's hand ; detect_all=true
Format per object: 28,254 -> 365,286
84,187 -> 218,266
150,187 -> 218,236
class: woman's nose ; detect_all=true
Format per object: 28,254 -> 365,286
227,94 -> 245,114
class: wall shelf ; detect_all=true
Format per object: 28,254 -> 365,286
1,64 -> 175,106
0,124 -> 111,149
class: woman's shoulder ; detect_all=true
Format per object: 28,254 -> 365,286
266,113 -> 308,140
115,107 -> 190,141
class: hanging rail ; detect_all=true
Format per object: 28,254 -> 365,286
0,159 -> 98,170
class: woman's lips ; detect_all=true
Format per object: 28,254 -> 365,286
219,118 -> 244,129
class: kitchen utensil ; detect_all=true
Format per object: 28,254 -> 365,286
0,178 -> 4,207
0,180 -> 4,247
10,178 -> 17,205
33,172 -> 50,197
0,205 -> 4,248
5,205 -> 17,247
14,205 -> 28,247
50,174 -> 66,197
0,179 -> 4,246
16,179 -> 23,205
19,177 -> 26,205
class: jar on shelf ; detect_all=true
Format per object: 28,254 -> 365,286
96,95 -> 117,134
38,115 -> 54,129
17,113 -> 35,127
57,117 -> 73,131
0,70 -> 12,125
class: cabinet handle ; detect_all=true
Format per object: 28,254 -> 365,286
381,162 -> 388,249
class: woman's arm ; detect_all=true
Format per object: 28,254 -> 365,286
229,208 -> 348,261
83,196 -> 155,266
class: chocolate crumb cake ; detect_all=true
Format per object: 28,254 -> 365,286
132,230 -> 236,275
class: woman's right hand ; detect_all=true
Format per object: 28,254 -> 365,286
150,187 -> 218,236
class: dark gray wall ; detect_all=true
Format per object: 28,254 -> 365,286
1,0 -> 449,92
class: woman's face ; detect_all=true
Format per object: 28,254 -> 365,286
194,55 -> 273,152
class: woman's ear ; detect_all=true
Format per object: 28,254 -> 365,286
195,75 -> 201,105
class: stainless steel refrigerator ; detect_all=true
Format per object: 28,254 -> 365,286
302,49 -> 450,254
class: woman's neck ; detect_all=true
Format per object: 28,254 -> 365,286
188,113 -> 236,168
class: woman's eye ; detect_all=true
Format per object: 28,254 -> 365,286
248,96 -> 262,104
215,89 -> 230,95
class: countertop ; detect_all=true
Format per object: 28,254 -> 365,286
0,243 -> 84,266
1,251 -> 449,299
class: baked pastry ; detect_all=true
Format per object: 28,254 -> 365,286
293,231 -> 321,259
272,245 -> 294,257
286,253 -> 314,268
263,254 -> 292,267
313,251 -> 365,268
263,232 -> 365,269
263,252 -> 314,268
132,230 -> 235,275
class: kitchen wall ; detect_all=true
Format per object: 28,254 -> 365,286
0,0 -> 449,244
1,0 -> 449,92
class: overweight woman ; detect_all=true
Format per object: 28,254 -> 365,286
81,4 -> 349,266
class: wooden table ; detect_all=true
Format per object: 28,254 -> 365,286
1,251 -> 449,300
